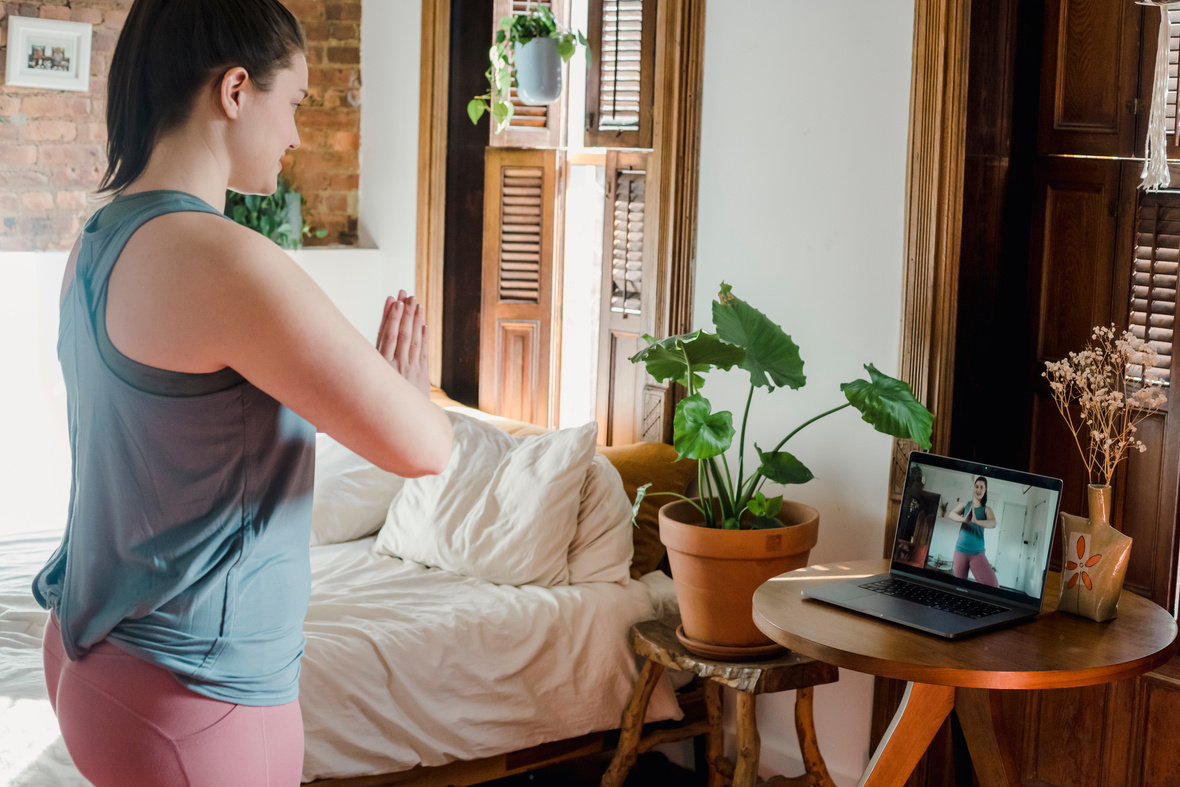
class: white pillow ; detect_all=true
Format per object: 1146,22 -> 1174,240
372,413 -> 598,586
567,454 -> 633,584
310,434 -> 405,546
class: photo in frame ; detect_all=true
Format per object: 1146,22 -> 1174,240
4,16 -> 93,92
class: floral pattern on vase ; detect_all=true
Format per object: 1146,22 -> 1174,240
1056,511 -> 1131,622
1063,532 -> 1102,590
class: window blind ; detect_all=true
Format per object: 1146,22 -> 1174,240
585,0 -> 655,148
597,0 -> 644,132
609,169 -> 645,314
498,166 -> 544,303
1130,193 -> 1177,386
1167,9 -> 1180,136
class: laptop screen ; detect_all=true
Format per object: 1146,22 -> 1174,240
890,452 -> 1063,608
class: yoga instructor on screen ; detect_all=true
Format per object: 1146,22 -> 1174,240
947,477 -> 1000,587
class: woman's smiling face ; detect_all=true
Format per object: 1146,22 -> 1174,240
974,479 -> 986,500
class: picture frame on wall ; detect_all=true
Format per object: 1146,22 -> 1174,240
4,16 -> 93,92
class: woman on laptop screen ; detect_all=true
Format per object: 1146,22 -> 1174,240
947,477 -> 1000,587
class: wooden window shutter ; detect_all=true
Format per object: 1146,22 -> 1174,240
596,150 -> 666,444
490,0 -> 569,149
480,148 -> 563,426
585,0 -> 656,149
1130,192 -> 1178,390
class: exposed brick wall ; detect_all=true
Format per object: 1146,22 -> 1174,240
0,0 -> 361,251
280,0 -> 361,247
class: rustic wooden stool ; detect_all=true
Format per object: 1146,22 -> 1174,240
601,618 -> 839,787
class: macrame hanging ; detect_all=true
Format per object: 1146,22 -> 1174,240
1142,1 -> 1180,190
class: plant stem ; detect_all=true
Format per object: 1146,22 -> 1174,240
707,458 -> 733,519
699,458 -> 715,528
736,384 -> 754,499
771,402 -> 853,453
642,490 -> 706,517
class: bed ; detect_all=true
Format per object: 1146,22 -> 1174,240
0,397 -> 698,785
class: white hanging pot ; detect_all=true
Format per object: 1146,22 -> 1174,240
514,37 -> 562,105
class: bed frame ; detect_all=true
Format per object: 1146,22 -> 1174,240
307,684 -> 709,786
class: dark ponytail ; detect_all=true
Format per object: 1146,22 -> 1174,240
100,0 -> 306,194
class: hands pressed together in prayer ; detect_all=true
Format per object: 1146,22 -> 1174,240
376,290 -> 431,397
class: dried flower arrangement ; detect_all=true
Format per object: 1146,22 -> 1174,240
1042,325 -> 1168,487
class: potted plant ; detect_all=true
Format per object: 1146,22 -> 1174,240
225,175 -> 329,250
467,4 -> 587,131
630,283 -> 934,658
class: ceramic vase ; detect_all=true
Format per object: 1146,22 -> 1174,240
658,499 -> 819,661
514,37 -> 562,105
1056,484 -> 1132,622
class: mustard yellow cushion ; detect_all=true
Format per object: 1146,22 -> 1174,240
597,442 -> 697,579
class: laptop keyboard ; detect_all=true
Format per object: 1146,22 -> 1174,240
859,578 -> 1009,619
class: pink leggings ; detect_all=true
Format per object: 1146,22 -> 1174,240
952,550 -> 999,587
42,613 -> 304,786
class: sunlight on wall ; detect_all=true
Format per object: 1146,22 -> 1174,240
0,253 -> 71,539
558,165 -> 605,429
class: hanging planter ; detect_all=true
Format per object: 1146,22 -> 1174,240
467,4 -> 587,131
514,36 -> 562,105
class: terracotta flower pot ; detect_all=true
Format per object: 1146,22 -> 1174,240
658,498 -> 819,660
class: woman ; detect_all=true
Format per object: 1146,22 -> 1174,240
33,1 -> 453,784
947,477 -> 1000,587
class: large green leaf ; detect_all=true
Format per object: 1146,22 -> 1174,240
712,282 -> 806,390
629,330 -> 745,390
673,394 -> 735,460
755,446 -> 814,485
840,364 -> 934,450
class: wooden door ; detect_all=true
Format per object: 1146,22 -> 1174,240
1037,0 -> 1141,157
479,148 -> 564,426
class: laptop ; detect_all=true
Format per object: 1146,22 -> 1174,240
802,452 -> 1063,638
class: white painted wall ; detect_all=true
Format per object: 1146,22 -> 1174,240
693,2 -> 915,784
358,0 -> 423,302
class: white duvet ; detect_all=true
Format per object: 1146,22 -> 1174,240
300,538 -> 682,782
0,534 -> 682,785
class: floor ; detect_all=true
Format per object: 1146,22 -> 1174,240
483,751 -> 706,787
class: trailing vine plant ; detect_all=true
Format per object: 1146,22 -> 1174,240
467,3 -> 588,132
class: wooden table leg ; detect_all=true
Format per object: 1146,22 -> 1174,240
601,658 -> 665,787
732,691 -> 760,787
856,682 -> 955,787
794,686 -> 837,787
705,680 -> 725,787
954,687 -> 1020,787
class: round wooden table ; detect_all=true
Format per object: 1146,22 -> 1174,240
752,560 -> 1178,787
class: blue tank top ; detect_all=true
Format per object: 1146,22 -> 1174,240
955,505 -> 987,555
33,190 -> 316,706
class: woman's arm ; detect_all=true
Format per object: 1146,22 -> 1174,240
947,502 -> 967,522
977,506 -> 998,529
106,214 -> 453,477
